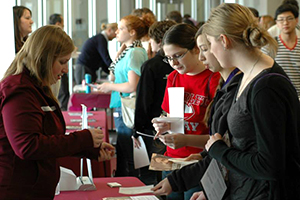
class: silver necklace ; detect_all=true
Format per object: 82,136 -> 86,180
236,52 -> 263,100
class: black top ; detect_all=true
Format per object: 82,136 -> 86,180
134,51 -> 174,137
76,33 -> 112,82
168,62 -> 300,200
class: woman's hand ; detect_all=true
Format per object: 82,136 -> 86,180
152,118 -> 171,139
132,136 -> 141,148
183,153 -> 203,161
89,128 -> 104,148
97,82 -> 112,93
151,178 -> 172,196
159,133 -> 186,149
98,142 -> 115,162
205,133 -> 222,152
190,191 -> 207,200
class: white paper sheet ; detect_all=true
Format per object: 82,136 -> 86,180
119,185 -> 154,195
167,87 -> 184,134
130,195 -> 159,200
133,137 -> 150,169
200,159 -> 227,200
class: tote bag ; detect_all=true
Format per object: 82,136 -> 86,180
120,92 -> 136,128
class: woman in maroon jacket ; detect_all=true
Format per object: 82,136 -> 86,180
0,25 -> 115,199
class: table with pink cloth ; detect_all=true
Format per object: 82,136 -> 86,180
68,92 -> 111,111
54,177 -> 153,200
58,111 -> 112,177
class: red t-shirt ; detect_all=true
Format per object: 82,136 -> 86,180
162,69 -> 220,158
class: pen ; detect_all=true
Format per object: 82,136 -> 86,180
136,131 -> 154,138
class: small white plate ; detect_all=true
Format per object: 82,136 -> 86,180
153,117 -> 183,123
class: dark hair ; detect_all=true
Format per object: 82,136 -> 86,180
49,13 -> 62,25
148,20 -> 176,44
282,0 -> 299,10
162,23 -> 198,50
183,18 -> 195,26
275,3 -> 299,20
248,7 -> 259,18
166,10 -> 182,23
13,6 -> 32,53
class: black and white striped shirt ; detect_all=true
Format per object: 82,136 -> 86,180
262,36 -> 300,97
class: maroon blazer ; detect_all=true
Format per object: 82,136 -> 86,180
0,68 -> 99,199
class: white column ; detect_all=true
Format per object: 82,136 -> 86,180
1,1 -> 15,79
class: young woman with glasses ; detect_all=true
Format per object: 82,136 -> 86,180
151,23 -> 220,200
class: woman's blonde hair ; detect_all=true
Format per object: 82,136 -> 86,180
3,25 -> 75,100
203,3 -> 277,57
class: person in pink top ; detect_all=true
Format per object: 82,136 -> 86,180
152,23 -> 220,200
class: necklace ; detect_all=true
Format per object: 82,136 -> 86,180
236,52 -> 262,100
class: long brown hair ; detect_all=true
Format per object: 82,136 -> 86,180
13,6 -> 32,53
3,25 -> 75,101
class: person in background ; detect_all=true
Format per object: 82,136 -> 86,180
262,3 -> 300,98
97,15 -> 150,177
248,7 -> 260,23
75,22 -> 118,84
151,23 -> 220,200
153,3 -> 300,200
131,7 -> 157,59
0,25 -> 115,199
166,10 -> 182,23
13,5 -> 33,53
259,15 -> 276,30
49,13 -> 64,28
268,0 -> 300,37
133,20 -> 176,185
183,14 -> 198,26
49,13 -> 69,111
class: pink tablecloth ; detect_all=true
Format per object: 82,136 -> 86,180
54,177 -> 153,200
68,92 -> 111,111
59,111 -> 111,177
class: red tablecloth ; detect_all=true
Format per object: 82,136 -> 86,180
58,111 -> 112,177
54,177 -> 153,200
68,92 -> 111,111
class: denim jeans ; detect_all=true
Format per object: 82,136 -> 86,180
163,170 -> 201,200
114,107 -> 139,177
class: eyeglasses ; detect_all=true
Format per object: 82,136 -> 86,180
163,49 -> 189,64
276,17 -> 295,23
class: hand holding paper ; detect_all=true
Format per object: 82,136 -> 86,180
152,118 -> 171,139
97,82 -> 112,93
159,133 -> 186,149
151,178 -> 172,196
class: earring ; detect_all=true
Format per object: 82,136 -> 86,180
223,46 -> 227,51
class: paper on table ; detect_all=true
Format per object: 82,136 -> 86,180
103,195 -> 159,200
119,185 -> 154,195
131,195 -> 159,200
167,87 -> 184,134
133,136 -> 150,169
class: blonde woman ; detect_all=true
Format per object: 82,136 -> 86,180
0,25 -> 115,199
